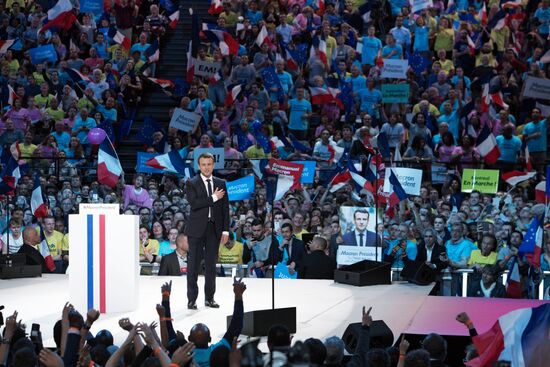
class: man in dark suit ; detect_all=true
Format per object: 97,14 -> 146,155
159,233 -> 189,276
185,153 -> 229,309
17,228 -> 47,273
274,222 -> 306,276
342,209 -> 377,247
299,236 -> 336,279
416,229 -> 447,272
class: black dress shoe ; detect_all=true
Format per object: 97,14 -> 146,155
187,301 -> 197,310
205,300 -> 220,308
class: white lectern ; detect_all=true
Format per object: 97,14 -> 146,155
69,204 -> 139,313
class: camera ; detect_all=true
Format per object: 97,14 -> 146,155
30,323 -> 43,355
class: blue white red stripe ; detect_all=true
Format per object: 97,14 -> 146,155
86,214 -> 107,313
31,175 -> 48,218
476,124 -> 500,165
202,24 -> 239,56
98,138 -> 123,188
39,0 -> 76,33
145,149 -> 187,174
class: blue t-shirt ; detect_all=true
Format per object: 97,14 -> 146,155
72,117 -> 97,145
438,111 -> 460,137
523,119 -> 547,152
358,88 -> 382,116
288,98 -> 312,131
445,239 -> 475,263
381,44 -> 403,59
245,9 -> 263,25
157,241 -> 174,257
194,338 -> 231,367
189,98 -> 215,124
385,239 -> 417,268
496,135 -> 522,163
96,105 -> 117,122
361,36 -> 382,66
413,26 -> 429,52
52,131 -> 70,152
535,7 -> 550,35
130,43 -> 150,61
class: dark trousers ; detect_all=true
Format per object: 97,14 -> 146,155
187,222 -> 219,302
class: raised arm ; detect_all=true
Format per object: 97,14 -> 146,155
347,306 -> 373,367
223,278 -> 247,343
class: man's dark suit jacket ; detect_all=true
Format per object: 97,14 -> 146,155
273,237 -> 306,269
467,281 -> 507,298
342,230 -> 377,247
298,250 -> 336,279
158,252 -> 184,276
415,243 -> 447,271
185,174 -> 229,239
18,244 -> 47,273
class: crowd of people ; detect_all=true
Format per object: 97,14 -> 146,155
1,0 -> 550,301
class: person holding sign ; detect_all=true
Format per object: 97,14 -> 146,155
185,153 -> 230,310
342,209 -> 378,247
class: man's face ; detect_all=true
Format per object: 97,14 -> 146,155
424,232 -> 435,246
354,212 -> 369,232
434,218 -> 445,231
510,232 -> 522,247
10,223 -> 22,238
198,157 -> 214,177
469,206 -> 481,220
281,226 -> 293,241
62,199 -> 73,213
450,226 -> 462,241
44,218 -> 55,234
251,225 -> 264,240
292,214 -> 304,227
470,193 -> 480,206
481,237 -> 493,254
153,201 -> 163,213
168,229 -> 178,242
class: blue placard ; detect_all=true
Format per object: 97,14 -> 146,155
227,175 -> 255,201
29,44 -> 58,64
547,166 -> 550,197
295,160 -> 316,184
80,0 -> 103,14
193,148 -> 225,170
135,152 -> 165,174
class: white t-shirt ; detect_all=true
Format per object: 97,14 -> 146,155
1,233 -> 24,254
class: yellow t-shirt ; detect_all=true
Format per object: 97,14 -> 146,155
434,28 -> 455,52
140,239 -> 160,256
439,59 -> 455,75
34,94 -> 55,109
412,102 -> 441,117
37,229 -> 65,257
218,241 -> 244,264
19,143 -> 37,159
32,72 -> 46,85
490,26 -> 510,52
245,145 -> 270,159
325,36 -> 337,63
293,229 -> 309,241
62,234 -> 69,252
467,250 -> 498,266
45,108 -> 64,123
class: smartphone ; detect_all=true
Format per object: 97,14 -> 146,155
240,215 -> 246,222
30,323 -> 43,354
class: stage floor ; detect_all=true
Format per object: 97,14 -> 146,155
1,275 -> 433,348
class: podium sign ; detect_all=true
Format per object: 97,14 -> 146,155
69,204 -> 139,313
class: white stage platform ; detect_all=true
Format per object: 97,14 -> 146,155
0,275 -> 433,348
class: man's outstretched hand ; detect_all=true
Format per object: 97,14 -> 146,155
362,306 -> 373,327
233,277 -> 246,300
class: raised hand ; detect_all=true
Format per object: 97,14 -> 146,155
161,280 -> 172,296
39,348 -> 64,367
62,302 -> 73,322
171,342 -> 196,366
86,309 -> 100,324
455,312 -> 471,325
362,306 -> 373,327
156,304 -> 166,318
233,277 -> 246,299
3,311 -> 19,337
399,335 -> 410,355
118,318 -> 134,332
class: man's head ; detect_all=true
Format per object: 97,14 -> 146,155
304,338 -> 327,366
43,217 -> 56,235
310,235 -> 328,252
198,153 -> 215,178
251,219 -> 264,241
175,233 -> 189,253
450,223 -> 463,242
353,210 -> 369,232
404,349 -> 431,367
23,227 -> 40,246
189,323 -> 211,348
324,336 -> 345,365
292,212 -> 305,229
281,222 -> 293,241
421,333 -> 447,362
8,219 -> 22,238
267,325 -> 291,352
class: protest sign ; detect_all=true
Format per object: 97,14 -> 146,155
29,44 -> 58,64
169,108 -> 201,133
227,175 -> 255,201
412,0 -> 433,13
295,160 -> 316,184
337,246 -> 383,265
193,148 -> 225,170
461,169 -> 499,194
383,167 -> 422,195
80,0 -> 103,14
194,60 -> 222,77
265,159 -> 304,185
380,59 -> 408,79
381,84 -> 410,103
522,76 -> 550,100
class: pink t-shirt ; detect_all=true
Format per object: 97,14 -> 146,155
437,145 -> 455,163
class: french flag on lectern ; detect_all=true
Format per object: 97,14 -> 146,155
31,175 -> 48,218
85,214 -> 108,312
466,303 -> 550,367
98,138 -> 123,188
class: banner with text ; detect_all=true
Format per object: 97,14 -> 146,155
29,44 -> 58,64
381,84 -> 410,103
80,0 -> 103,14
383,167 -> 422,195
295,160 -> 316,184
461,169 -> 499,194
169,108 -> 202,133
193,148 -> 225,170
227,175 -> 255,201
265,159 -> 304,188
380,59 -> 408,79
194,60 -> 222,77
337,246 -> 383,265
522,76 -> 550,100
412,0 -> 433,13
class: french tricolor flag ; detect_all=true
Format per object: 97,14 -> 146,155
225,84 -> 243,106
327,142 -> 344,164
7,84 -> 18,105
66,68 -> 93,84
168,10 -> 180,29
108,27 -> 131,50
255,26 -> 273,47
501,170 -> 536,187
476,124 -> 500,165
145,40 -> 160,63
31,175 -> 48,218
477,1 -> 487,26
145,149 -> 188,175
388,169 -> 408,207
466,304 -> 550,367
310,86 -> 335,105
202,24 -> 240,56
0,39 -> 14,55
505,257 -> 522,298
329,170 -> 351,192
38,224 -> 56,273
98,138 -> 123,188
148,77 -> 175,89
84,214 -> 108,312
39,0 -> 76,33
208,0 -> 224,15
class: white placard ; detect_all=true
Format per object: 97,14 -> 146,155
337,245 -> 383,266
169,108 -> 202,133
194,60 -> 222,77
522,76 -> 550,100
383,167 -> 423,196
193,147 -> 225,170
412,0 -> 433,13
380,59 -> 409,79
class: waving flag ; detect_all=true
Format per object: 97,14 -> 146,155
145,39 -> 160,62
288,134 -> 310,154
505,257 -> 522,298
502,171 -> 536,187
476,124 -> 501,165
466,304 -> 550,367
148,77 -> 175,89
502,0 -> 522,9
373,132 -> 391,159
225,84 -> 243,106
265,159 -> 305,201
518,215 -> 544,268
186,12 -> 200,82
0,40 -> 14,55
349,160 -> 375,193
31,175 -> 48,218
312,35 -> 328,65
37,224 -> 57,273
108,26 -> 131,50
279,44 -> 299,71
477,1 -> 487,26
255,26 -> 273,47
329,170 -> 351,192
145,149 -> 188,174
39,0 -> 76,33
327,142 -> 344,164
388,169 -> 408,207
98,138 -> 123,188
309,86 -> 335,105
168,10 -> 180,29
0,158 -> 22,195
66,68 -> 93,84
202,24 -> 239,56
535,181 -> 546,203
7,84 -> 18,106
208,0 -> 224,15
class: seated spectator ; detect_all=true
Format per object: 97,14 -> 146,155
159,233 -> 188,276
467,264 -> 507,298
299,235 -> 336,280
